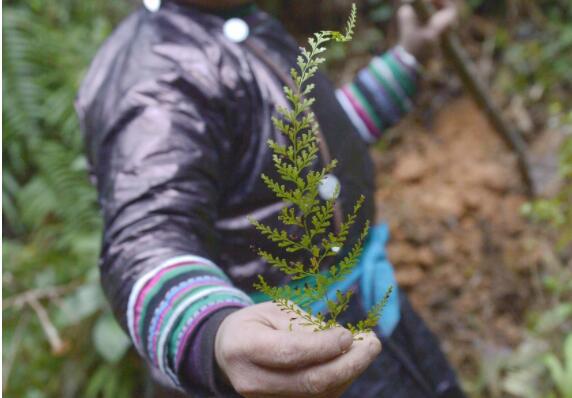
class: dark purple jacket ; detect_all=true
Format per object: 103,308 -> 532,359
76,2 -> 418,395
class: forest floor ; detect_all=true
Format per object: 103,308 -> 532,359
371,96 -> 562,386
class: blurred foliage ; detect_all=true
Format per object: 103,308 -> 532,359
470,264 -> 572,397
2,1 -> 143,397
467,2 -> 572,397
2,0 -> 571,397
512,118 -> 572,397
465,2 -> 572,398
523,134 -> 572,248
492,213 -> 572,398
494,0 -> 572,99
545,333 -> 572,398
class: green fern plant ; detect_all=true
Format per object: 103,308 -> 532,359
251,4 -> 392,337
2,2 -> 139,398
544,333 -> 572,398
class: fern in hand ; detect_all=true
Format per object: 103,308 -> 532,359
251,4 -> 392,337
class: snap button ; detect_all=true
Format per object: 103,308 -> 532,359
319,174 -> 341,201
143,0 -> 161,12
223,18 -> 249,43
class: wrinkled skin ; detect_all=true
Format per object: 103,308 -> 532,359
215,302 -> 382,397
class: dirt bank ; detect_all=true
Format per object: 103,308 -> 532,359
373,97 -> 545,379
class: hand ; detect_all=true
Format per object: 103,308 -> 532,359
397,0 -> 459,61
214,302 -> 382,397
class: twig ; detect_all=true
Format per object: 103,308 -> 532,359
2,314 -> 30,392
27,297 -> 67,354
410,0 -> 536,196
2,281 -> 81,310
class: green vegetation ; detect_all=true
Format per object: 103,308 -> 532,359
523,137 -> 572,247
498,137 -> 572,398
506,4 -> 571,397
3,2 -> 139,397
466,2 -> 572,397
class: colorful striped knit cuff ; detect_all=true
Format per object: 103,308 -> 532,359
336,46 -> 420,143
126,254 -> 252,388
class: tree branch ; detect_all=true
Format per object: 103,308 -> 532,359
2,281 -> 81,310
411,0 -> 536,196
27,297 -> 67,355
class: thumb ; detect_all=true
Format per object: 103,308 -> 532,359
247,302 -> 355,368
397,4 -> 421,37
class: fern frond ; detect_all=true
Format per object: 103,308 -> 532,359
251,4 -> 391,337
348,285 -> 393,336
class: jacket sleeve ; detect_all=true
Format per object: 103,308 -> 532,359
336,45 -> 421,143
91,76 -> 252,394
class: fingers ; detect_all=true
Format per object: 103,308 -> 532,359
397,4 -> 421,57
238,302 -> 354,369
398,1 -> 458,41
398,4 -> 420,33
244,325 -> 354,369
427,5 -> 458,37
253,301 -> 317,332
216,304 -> 382,397
237,333 -> 381,397
289,333 -> 380,394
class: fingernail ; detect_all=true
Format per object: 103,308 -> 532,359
338,330 -> 353,351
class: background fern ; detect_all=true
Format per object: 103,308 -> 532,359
3,2 -> 141,397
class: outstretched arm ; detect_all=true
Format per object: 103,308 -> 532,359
90,77 -> 252,394
89,75 -> 381,397
337,0 -> 458,143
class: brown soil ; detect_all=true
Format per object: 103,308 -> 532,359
371,97 -> 545,380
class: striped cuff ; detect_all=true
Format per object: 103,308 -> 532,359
337,46 -> 420,143
126,254 -> 252,387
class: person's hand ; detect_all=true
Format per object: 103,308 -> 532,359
397,0 -> 459,61
214,302 -> 382,397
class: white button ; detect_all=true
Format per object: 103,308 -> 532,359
223,18 -> 249,43
143,0 -> 161,12
319,174 -> 341,200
